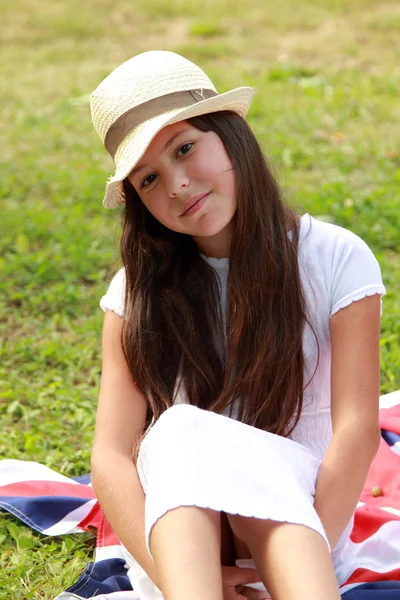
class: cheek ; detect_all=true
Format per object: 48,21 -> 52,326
139,194 -> 164,221
143,194 -> 178,229
194,147 -> 233,184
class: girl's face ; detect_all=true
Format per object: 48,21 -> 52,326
127,120 -> 236,258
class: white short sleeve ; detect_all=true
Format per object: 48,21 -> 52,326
99,268 -> 126,317
328,229 -> 386,318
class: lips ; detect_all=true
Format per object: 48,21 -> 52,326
181,192 -> 210,216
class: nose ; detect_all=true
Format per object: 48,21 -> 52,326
165,165 -> 189,198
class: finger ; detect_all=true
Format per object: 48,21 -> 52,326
222,566 -> 262,585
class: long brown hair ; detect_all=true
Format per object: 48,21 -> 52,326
120,110 -> 318,443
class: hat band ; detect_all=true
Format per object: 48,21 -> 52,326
104,88 -> 218,159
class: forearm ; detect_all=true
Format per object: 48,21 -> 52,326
313,426 -> 380,550
91,450 -> 159,586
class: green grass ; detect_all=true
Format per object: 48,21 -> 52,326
1,0 -> 399,596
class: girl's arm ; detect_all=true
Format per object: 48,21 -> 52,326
313,294 -> 382,550
91,309 -> 159,586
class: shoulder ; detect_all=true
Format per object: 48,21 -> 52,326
299,214 -> 386,317
300,214 -> 371,257
99,267 -> 126,317
300,214 -> 382,275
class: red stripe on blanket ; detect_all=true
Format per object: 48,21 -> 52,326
350,435 -> 400,543
379,405 -> 400,431
345,567 -> 400,587
0,480 -> 96,499
78,502 -> 120,546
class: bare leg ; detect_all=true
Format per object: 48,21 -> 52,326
150,506 -> 224,600
228,515 -> 341,600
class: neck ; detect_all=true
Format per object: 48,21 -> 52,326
193,211 -> 302,259
192,223 -> 232,259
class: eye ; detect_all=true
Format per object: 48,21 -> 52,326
141,173 -> 157,189
176,142 -> 194,157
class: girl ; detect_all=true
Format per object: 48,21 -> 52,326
90,51 -> 386,600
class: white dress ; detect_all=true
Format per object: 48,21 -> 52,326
100,214 -> 386,599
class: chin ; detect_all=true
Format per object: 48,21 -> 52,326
195,214 -> 233,237
201,224 -> 232,240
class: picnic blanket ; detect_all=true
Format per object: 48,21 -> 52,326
1,393 -> 400,600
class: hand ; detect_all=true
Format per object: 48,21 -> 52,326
221,566 -> 270,599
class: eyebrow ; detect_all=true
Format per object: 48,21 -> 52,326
130,128 -> 191,177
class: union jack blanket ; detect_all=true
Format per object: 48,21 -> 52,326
1,392 -> 399,599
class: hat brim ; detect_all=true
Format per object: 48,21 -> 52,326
102,86 -> 254,209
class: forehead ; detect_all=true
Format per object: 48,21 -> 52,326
145,120 -> 192,155
129,121 -> 193,178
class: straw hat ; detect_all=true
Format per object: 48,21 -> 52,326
90,50 -> 253,209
